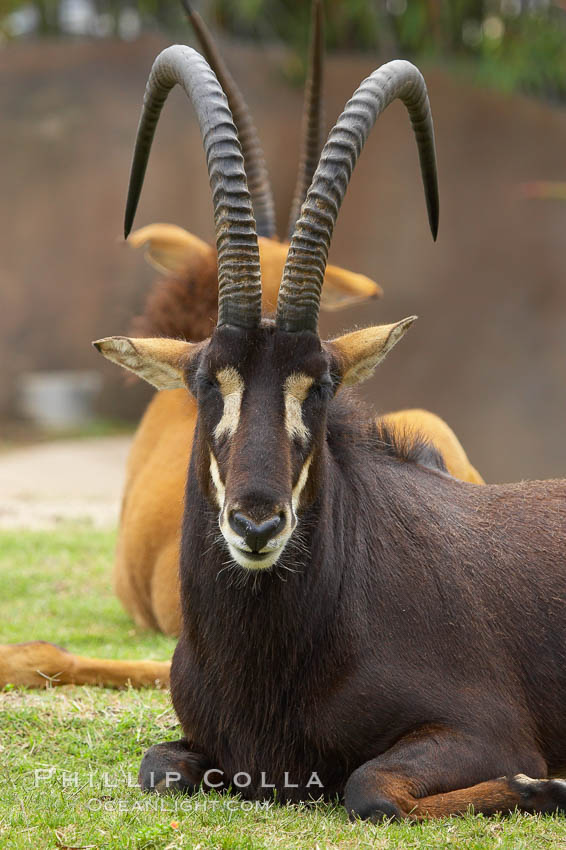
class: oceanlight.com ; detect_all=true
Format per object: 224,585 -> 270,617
86,798 -> 273,813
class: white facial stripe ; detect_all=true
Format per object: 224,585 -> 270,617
214,367 -> 244,441
284,373 -> 313,444
209,451 -> 225,509
292,454 -> 312,514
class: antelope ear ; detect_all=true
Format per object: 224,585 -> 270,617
329,317 -> 417,388
257,236 -> 383,313
92,336 -> 199,390
127,224 -> 212,274
320,264 -> 383,311
257,237 -> 288,312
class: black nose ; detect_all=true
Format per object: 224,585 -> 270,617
229,511 -> 286,552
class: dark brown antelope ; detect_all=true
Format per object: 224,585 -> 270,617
94,44 -> 566,821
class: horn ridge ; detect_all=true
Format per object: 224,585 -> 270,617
180,0 -> 276,239
277,60 -> 439,334
124,45 -> 262,329
287,0 -> 325,240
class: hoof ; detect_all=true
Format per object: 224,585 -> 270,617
510,774 -> 566,814
139,740 -> 210,795
345,763 -> 405,821
346,795 -> 403,822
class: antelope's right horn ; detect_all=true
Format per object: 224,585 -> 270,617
124,45 -> 262,330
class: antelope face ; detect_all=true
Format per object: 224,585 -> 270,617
187,323 -> 331,569
95,316 -> 414,571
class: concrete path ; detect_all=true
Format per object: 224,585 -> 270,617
0,436 -> 131,529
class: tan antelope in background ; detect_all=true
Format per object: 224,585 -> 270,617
0,0 -> 481,690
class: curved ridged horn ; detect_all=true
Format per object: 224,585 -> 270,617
180,0 -> 276,239
277,60 -> 439,334
287,0 -> 325,240
124,45 -> 262,329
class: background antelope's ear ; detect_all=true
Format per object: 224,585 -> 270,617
127,224 -> 212,275
320,264 -> 383,311
328,317 -> 417,388
258,237 -> 288,312
257,236 -> 383,313
92,337 -> 199,390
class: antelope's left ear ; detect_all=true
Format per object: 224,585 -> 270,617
320,264 -> 383,311
127,224 -> 212,274
328,317 -> 417,388
92,336 -> 200,390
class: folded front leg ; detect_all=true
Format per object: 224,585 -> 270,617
344,726 -> 553,821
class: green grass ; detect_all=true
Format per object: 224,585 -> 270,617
0,529 -> 172,660
2,529 -> 566,849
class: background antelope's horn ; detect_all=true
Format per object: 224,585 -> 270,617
276,60 -> 439,334
286,0 -> 325,240
124,45 -> 262,329
180,0 -> 276,240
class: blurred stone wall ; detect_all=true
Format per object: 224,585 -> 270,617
1,33 -> 565,481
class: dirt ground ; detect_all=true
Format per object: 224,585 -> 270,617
0,436 -> 130,529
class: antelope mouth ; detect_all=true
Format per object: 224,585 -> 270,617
238,549 -> 271,562
227,542 -> 286,571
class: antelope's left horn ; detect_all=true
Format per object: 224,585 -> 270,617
276,60 -> 439,334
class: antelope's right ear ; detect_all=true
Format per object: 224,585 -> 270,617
92,337 -> 200,390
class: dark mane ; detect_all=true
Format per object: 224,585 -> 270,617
371,419 -> 448,474
326,391 -> 448,475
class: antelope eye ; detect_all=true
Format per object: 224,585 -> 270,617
309,375 -> 333,401
197,373 -> 220,393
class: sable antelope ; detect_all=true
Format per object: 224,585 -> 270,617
94,45 -> 566,821
0,2 -> 479,692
